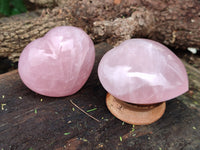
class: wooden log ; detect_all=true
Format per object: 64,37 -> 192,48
0,0 -> 200,62
0,43 -> 199,150
28,0 -> 56,7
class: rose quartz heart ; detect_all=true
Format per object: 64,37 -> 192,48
98,39 -> 188,104
18,26 -> 95,97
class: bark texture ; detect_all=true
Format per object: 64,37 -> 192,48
29,0 -> 57,7
0,43 -> 200,150
1,0 -> 200,62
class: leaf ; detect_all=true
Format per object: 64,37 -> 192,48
1,103 -> 6,110
10,0 -> 27,13
131,125 -> 135,132
34,109 -> 37,114
64,132 -> 70,135
80,138 -> 88,142
0,0 -> 11,16
193,126 -> 197,130
11,8 -> 20,15
86,108 -> 97,112
0,0 -> 27,16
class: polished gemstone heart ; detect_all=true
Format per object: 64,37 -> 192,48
98,39 -> 188,104
18,26 -> 95,97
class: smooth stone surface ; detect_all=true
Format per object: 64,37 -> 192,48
18,26 -> 95,97
98,39 -> 188,104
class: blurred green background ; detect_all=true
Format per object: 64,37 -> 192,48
0,0 -> 27,16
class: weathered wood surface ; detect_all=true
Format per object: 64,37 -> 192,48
0,43 -> 200,150
1,0 -> 200,62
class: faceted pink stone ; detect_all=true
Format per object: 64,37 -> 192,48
18,26 -> 95,97
98,39 -> 188,104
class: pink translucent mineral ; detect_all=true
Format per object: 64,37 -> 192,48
18,26 -> 95,97
98,39 -> 188,104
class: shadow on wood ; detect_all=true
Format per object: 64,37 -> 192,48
0,43 -> 200,150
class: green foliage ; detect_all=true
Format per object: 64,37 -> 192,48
0,0 -> 27,16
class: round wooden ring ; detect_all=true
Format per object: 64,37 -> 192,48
106,93 -> 166,125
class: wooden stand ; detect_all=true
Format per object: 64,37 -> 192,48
106,93 -> 166,125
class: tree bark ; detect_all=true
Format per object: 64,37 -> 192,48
29,0 -> 57,7
0,0 -> 200,62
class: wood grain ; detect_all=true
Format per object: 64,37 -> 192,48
0,43 -> 199,150
1,0 -> 200,62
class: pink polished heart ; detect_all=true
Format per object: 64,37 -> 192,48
98,39 -> 188,104
18,26 -> 95,97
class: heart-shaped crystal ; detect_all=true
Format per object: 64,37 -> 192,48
98,39 -> 188,104
19,26 -> 95,97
